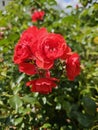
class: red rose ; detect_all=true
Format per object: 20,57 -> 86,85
26,77 -> 59,94
13,42 -> 33,64
32,11 -> 45,22
13,26 -> 48,64
34,33 -> 66,69
19,62 -> 37,75
66,53 -> 80,81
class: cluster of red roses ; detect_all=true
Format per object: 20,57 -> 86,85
13,25 -> 80,94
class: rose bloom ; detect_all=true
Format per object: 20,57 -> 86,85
66,53 -> 81,81
13,42 -> 33,64
33,33 -> 66,69
13,26 -> 38,64
26,77 -> 59,94
13,26 -> 48,64
32,11 -> 45,22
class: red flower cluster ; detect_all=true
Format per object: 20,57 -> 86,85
13,26 -> 80,94
32,10 -> 45,22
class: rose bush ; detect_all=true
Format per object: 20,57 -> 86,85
0,0 -> 97,129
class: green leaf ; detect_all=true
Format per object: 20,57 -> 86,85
14,117 -> 23,125
66,5 -> 72,8
82,96 -> 96,116
77,113 -> 93,128
0,39 -> 9,46
18,107 -> 31,115
9,95 -> 23,111
16,73 -> 25,84
22,95 -> 40,106
62,101 -> 71,115
41,123 -> 51,128
12,84 -> 22,95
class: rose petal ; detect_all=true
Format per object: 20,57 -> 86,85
19,62 -> 37,75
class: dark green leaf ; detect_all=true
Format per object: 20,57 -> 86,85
82,96 -> 96,116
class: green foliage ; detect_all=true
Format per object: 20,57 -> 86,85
0,0 -> 98,129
